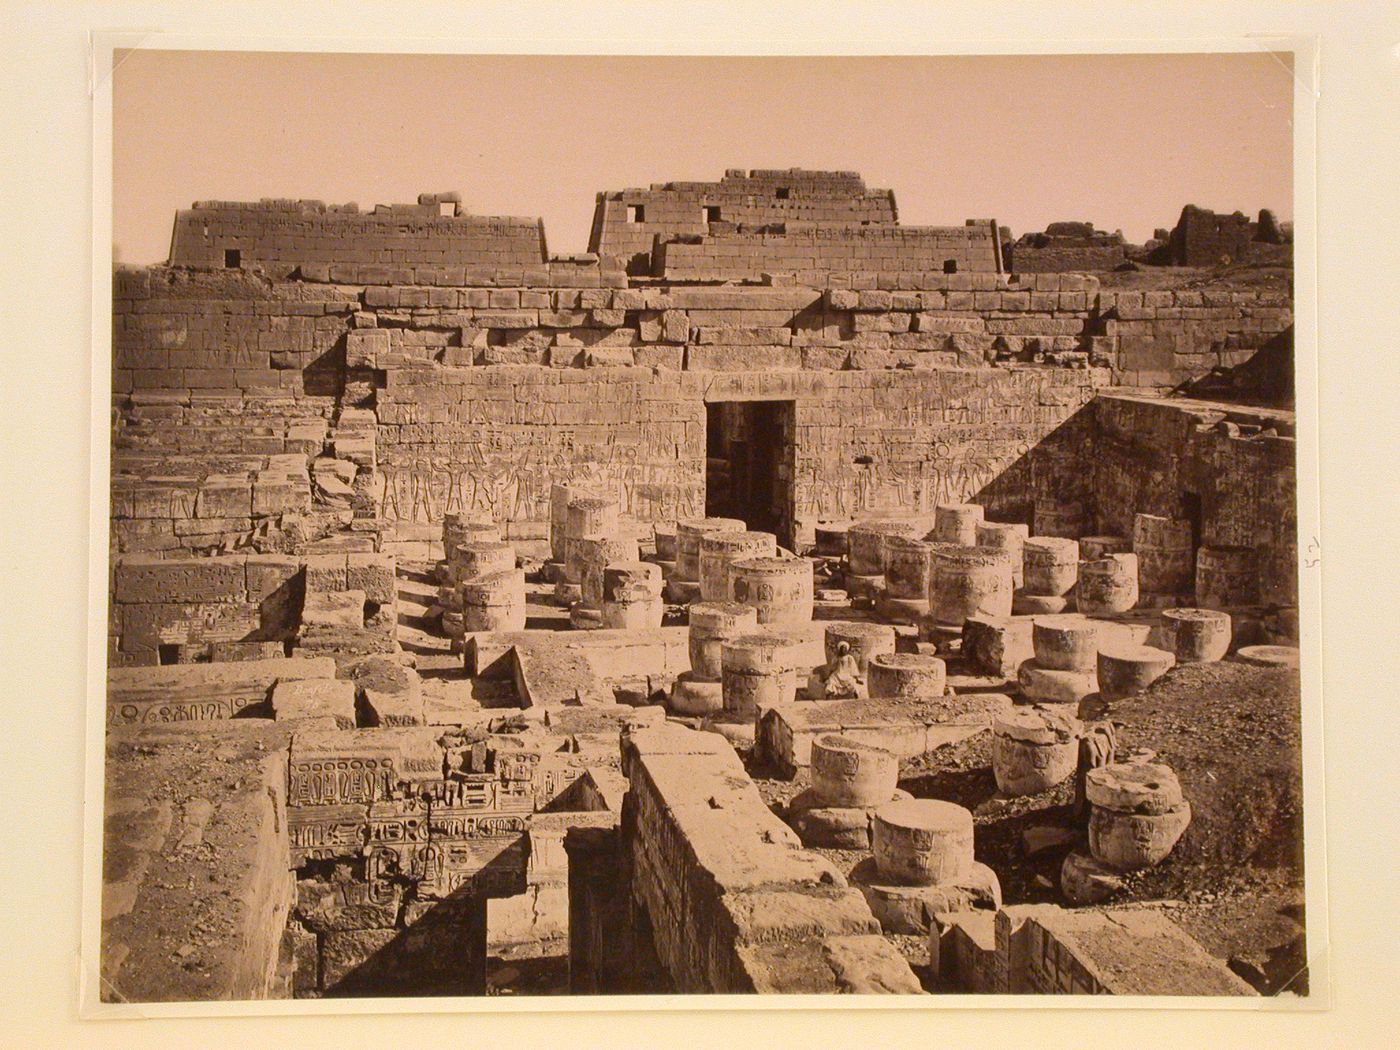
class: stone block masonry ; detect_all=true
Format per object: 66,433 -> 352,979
1090,394 -> 1297,606
373,364 -> 1103,537
590,168 -> 900,275
108,552 -> 395,665
169,198 -> 548,276
100,172 -> 1298,1003
617,724 -> 921,993
652,221 -> 1002,282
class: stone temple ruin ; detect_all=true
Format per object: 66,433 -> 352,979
102,169 -> 1302,1000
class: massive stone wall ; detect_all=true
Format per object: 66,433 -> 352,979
114,266 -> 1290,399
1096,286 -> 1293,388
168,198 -> 547,276
1090,393 -> 1298,606
590,168 -> 899,273
652,221 -> 1001,280
114,260 -> 1294,557
374,365 -> 1102,541
113,267 -> 359,397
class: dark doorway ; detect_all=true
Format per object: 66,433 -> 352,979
1181,490 -> 1204,550
705,400 -> 795,545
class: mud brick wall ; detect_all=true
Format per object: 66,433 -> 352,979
590,168 -> 898,273
1169,205 -> 1257,267
169,200 -> 546,276
653,222 -> 1001,281
1096,287 -> 1293,391
1090,393 -> 1298,605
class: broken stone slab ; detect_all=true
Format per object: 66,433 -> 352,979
510,642 -> 614,707
849,855 -> 1001,935
101,720 -> 294,1003
1085,761 -> 1185,815
756,692 -> 1010,778
1022,825 -> 1079,856
540,704 -> 665,736
300,589 -> 366,629
467,621 -> 827,684
1059,849 -> 1128,905
271,678 -> 356,729
737,933 -> 923,995
1233,644 -> 1300,668
467,626 -> 687,681
1017,659 -> 1099,705
107,656 -> 337,725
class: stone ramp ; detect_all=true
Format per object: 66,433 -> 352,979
101,721 -> 294,1002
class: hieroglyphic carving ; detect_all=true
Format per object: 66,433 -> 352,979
378,435 -> 703,524
289,753 -> 397,807
288,803 -> 368,866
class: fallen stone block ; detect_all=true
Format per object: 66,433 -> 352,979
300,589 -> 366,629
271,679 -> 356,729
107,656 -> 336,725
511,642 -> 613,707
351,656 -> 426,727
757,693 -> 1010,778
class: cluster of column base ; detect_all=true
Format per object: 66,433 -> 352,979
1061,760 -> 1192,904
1017,615 -> 1100,705
669,601 -> 756,716
786,734 -> 909,849
850,798 -> 1001,935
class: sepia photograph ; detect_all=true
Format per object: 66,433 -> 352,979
94,44 -> 1313,1006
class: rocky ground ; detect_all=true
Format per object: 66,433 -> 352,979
747,658 -> 1307,995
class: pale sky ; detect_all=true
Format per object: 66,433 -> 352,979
113,50 -> 1293,264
